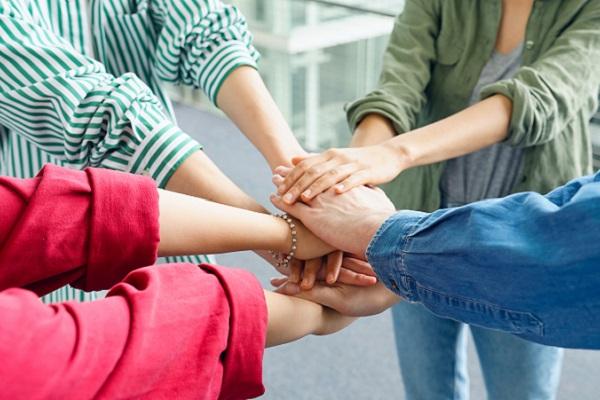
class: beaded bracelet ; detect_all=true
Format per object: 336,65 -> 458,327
269,213 -> 298,269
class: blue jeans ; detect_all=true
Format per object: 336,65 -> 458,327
392,302 -> 563,400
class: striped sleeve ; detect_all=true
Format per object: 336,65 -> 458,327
149,0 -> 260,104
0,5 -> 200,187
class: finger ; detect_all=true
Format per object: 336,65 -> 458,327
273,166 -> 292,177
288,259 -> 302,284
278,154 -> 330,199
325,251 -> 343,284
300,163 -> 360,201
301,257 -> 322,290
334,171 -> 371,193
275,281 -> 301,295
270,194 -> 312,219
290,283 -> 338,307
270,276 -> 288,287
272,174 -> 285,186
341,257 -> 376,277
337,268 -> 378,286
286,160 -> 343,204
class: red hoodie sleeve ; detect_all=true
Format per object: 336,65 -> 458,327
0,263 -> 267,399
0,164 -> 159,294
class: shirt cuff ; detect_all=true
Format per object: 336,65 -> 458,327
479,80 -> 535,148
366,210 -> 427,300
127,120 -> 201,188
199,264 -> 267,399
199,40 -> 260,105
81,168 -> 160,291
345,96 -> 410,134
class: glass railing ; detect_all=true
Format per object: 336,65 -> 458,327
169,0 -> 600,166
169,0 -> 403,150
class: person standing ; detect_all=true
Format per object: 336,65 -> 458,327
274,1 -> 600,398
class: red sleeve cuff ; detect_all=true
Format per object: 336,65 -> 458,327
80,168 -> 159,290
200,263 -> 267,399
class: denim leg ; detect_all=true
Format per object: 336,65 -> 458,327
392,302 -> 470,400
470,325 -> 563,400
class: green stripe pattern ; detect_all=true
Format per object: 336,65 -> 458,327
0,0 -> 259,303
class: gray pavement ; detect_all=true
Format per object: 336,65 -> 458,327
175,103 -> 600,400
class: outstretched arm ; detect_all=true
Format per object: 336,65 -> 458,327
0,165 -> 333,295
273,170 -> 600,349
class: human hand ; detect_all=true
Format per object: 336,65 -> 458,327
272,279 -> 401,317
289,216 -> 335,260
257,251 -> 378,289
274,143 -> 407,204
271,182 -> 396,258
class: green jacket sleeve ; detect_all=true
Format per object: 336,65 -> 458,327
345,0 -> 440,133
480,1 -> 600,148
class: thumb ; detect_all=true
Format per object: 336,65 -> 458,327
293,284 -> 344,312
291,153 -> 316,166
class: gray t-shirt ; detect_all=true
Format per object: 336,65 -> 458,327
440,44 -> 524,206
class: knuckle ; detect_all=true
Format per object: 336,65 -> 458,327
306,167 -> 319,177
325,148 -> 339,157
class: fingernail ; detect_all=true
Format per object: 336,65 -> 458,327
283,193 -> 293,203
278,186 -> 286,194
302,189 -> 311,198
335,184 -> 344,191
326,274 -> 335,284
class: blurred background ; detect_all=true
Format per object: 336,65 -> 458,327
169,0 -> 600,398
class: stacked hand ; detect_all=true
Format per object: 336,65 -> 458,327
272,170 -> 396,257
266,164 -> 399,318
275,144 -> 406,204
258,215 -> 377,289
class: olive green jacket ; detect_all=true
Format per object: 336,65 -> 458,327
346,0 -> 600,211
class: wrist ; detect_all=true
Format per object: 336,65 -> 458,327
358,211 -> 395,258
382,138 -> 414,171
268,143 -> 307,169
264,215 -> 293,254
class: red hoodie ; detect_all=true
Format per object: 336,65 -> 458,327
0,164 -> 267,399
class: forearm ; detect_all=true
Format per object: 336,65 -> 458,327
385,94 -> 512,168
158,188 -> 290,257
350,113 -> 397,148
217,66 -> 306,168
264,290 -> 354,347
165,151 -> 266,213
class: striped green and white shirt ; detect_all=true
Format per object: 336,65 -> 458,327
0,0 -> 260,302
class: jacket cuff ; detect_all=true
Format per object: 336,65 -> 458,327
480,78 -> 551,148
345,96 -> 411,134
200,264 -> 267,400
200,40 -> 260,105
82,168 -> 159,290
367,210 -> 427,300
127,119 -> 201,188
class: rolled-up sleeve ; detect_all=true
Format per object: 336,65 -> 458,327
367,171 -> 600,348
0,263 -> 267,399
150,0 -> 260,105
0,164 -> 159,295
345,0 -> 440,134
480,1 -> 600,147
0,7 -> 201,188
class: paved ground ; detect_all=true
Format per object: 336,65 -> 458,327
175,103 -> 600,399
